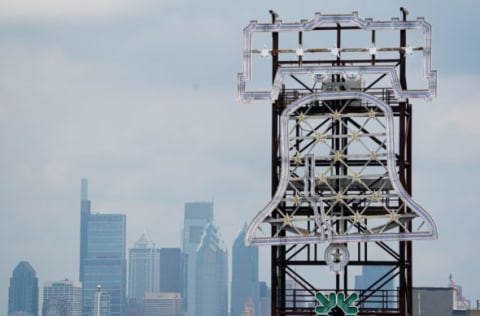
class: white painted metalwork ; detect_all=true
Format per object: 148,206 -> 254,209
237,12 -> 438,246
237,12 -> 437,103
245,92 -> 438,245
325,244 -> 349,273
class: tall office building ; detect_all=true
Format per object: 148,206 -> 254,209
42,279 -> 82,316
79,179 -> 126,316
182,201 -> 213,316
259,282 -> 271,316
231,224 -> 259,316
354,266 -> 395,309
79,178 -> 91,283
159,248 -> 183,293
8,261 -> 39,316
128,233 -> 160,314
195,224 -> 228,316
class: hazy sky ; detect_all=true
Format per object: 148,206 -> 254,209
1,0 -> 479,313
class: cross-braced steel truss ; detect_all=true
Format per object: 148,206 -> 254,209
237,9 -> 437,316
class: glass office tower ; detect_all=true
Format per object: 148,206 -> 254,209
231,224 -> 259,316
195,224 -> 228,316
128,233 -> 160,315
182,201 -> 213,316
79,179 -> 126,316
82,213 -> 126,316
79,178 -> 91,284
355,266 -> 395,309
8,261 -> 39,316
159,248 -> 183,293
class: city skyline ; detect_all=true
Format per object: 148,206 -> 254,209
1,0 -> 480,314
3,185 -> 475,315
5,183 -> 264,316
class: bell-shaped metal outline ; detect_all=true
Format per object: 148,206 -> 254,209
245,91 -> 438,246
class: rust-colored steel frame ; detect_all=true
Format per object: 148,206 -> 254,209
268,9 -> 414,316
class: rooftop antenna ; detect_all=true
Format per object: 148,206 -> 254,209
81,178 -> 88,201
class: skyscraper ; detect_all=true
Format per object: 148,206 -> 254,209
128,233 -> 160,314
79,178 -> 91,283
79,179 -> 126,316
182,201 -> 213,316
159,248 -> 183,293
8,261 -> 39,316
259,282 -> 271,316
231,224 -> 259,316
42,279 -> 82,316
195,224 -> 228,316
354,266 -> 395,309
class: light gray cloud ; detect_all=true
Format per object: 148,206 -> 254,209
0,0 -> 160,22
415,74 -> 480,164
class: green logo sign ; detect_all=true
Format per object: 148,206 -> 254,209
315,292 -> 358,316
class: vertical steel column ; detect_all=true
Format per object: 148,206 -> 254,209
398,7 -> 413,316
270,9 -> 285,316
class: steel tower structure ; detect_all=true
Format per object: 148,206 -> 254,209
238,9 -> 437,316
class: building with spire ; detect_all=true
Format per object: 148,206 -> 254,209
79,178 -> 91,284
182,201 -> 213,316
195,223 -> 228,316
231,224 -> 259,316
78,179 -> 126,316
128,233 -> 160,315
8,261 -> 39,316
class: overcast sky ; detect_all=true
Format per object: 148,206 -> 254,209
1,0 -> 479,312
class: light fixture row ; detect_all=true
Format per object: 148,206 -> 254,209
257,43 -> 420,58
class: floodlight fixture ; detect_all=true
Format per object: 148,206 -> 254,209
261,44 -> 270,58
295,44 -> 304,57
330,44 -> 340,57
404,43 -> 413,55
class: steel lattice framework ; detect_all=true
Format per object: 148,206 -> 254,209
238,9 -> 437,316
